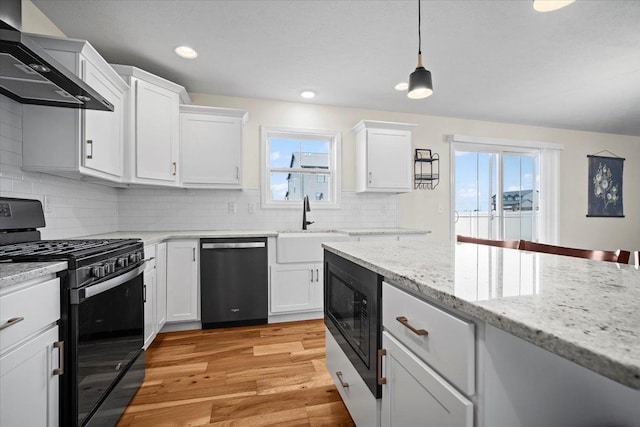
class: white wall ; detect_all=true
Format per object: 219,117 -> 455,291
190,93 -> 640,252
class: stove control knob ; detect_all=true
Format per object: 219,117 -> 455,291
129,253 -> 138,263
117,257 -> 128,268
92,266 -> 106,278
104,262 -> 116,274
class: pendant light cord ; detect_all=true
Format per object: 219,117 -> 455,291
418,0 -> 421,55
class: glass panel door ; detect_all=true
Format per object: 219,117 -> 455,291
455,149 -> 539,241
454,151 -> 498,239
502,154 -> 538,241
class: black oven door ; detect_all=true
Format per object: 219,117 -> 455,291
324,251 -> 381,398
69,264 -> 144,426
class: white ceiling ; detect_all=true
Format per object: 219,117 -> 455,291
33,0 -> 640,136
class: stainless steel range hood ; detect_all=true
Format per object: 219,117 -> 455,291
0,0 -> 113,111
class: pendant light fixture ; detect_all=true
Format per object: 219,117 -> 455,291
407,0 -> 433,99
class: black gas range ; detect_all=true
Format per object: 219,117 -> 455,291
0,197 -> 145,427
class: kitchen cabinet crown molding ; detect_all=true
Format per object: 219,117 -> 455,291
352,120 -> 418,133
179,104 -> 248,124
111,64 -> 191,104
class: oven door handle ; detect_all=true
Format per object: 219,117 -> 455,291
71,264 -> 145,304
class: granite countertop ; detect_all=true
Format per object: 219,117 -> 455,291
0,261 -> 68,290
322,239 -> 640,390
82,228 -> 427,245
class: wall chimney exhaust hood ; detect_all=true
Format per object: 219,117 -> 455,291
0,0 -> 113,111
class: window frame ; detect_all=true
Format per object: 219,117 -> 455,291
260,125 -> 341,209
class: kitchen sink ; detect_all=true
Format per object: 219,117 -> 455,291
276,231 -> 352,263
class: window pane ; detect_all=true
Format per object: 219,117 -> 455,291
268,138 -> 330,170
455,151 -> 497,239
269,172 -> 330,201
503,155 -> 538,241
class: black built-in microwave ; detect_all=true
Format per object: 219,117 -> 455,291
324,250 -> 382,398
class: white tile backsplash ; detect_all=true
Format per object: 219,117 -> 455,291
117,188 -> 397,231
1,95 -> 396,237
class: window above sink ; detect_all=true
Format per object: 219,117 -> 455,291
261,125 -> 341,209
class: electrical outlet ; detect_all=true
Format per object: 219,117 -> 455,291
248,202 -> 256,214
228,202 -> 237,214
43,195 -> 52,213
380,204 -> 388,214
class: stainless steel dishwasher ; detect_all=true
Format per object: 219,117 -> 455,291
200,237 -> 268,328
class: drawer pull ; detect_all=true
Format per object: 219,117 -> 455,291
53,341 -> 64,375
377,349 -> 387,385
396,316 -> 428,336
0,317 -> 24,331
336,371 -> 349,388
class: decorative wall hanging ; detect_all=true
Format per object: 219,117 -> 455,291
587,151 -> 624,218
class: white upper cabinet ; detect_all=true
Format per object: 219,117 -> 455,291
179,105 -> 248,188
112,65 -> 191,187
22,35 -> 128,183
353,120 -> 417,193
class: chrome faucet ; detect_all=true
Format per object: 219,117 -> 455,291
302,195 -> 314,230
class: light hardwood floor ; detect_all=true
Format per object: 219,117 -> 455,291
117,319 -> 354,426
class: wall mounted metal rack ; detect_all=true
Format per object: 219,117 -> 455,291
414,148 -> 439,190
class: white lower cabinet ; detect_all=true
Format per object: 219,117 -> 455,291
166,240 -> 199,322
381,281 -> 474,427
325,326 -> 381,427
1,326 -> 60,427
270,262 -> 322,313
1,276 -> 61,427
381,332 -> 473,427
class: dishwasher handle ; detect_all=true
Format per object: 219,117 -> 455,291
202,242 -> 266,249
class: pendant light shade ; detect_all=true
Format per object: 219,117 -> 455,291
407,0 -> 433,99
408,54 -> 433,99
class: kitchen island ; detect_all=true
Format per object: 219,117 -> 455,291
323,239 -> 640,427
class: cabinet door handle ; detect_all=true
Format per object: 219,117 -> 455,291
86,140 -> 93,159
172,162 -> 177,176
368,172 -> 372,184
143,284 -> 147,303
315,269 -> 319,282
336,371 -> 349,388
396,316 -> 428,336
310,269 -> 314,282
193,247 -> 196,262
236,166 -> 239,180
53,341 -> 64,376
377,349 -> 387,385
0,316 -> 24,331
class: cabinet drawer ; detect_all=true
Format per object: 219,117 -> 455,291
0,278 -> 60,353
325,326 -> 380,427
382,282 -> 475,395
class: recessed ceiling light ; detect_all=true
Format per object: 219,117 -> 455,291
174,46 -> 198,59
300,90 -> 316,99
533,0 -> 575,12
394,82 -> 408,91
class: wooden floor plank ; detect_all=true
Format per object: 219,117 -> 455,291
116,319 -> 354,426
